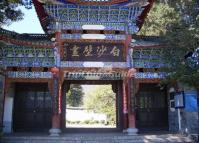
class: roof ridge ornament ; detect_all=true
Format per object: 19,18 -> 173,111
124,0 -> 149,7
37,0 -> 61,4
38,0 -> 149,5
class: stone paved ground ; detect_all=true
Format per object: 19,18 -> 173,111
0,133 -> 197,143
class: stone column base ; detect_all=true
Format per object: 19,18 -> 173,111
127,128 -> 138,135
49,128 -> 61,136
123,129 -> 127,133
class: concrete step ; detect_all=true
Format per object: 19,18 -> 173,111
0,133 -> 195,143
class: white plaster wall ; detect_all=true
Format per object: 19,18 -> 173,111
3,84 -> 14,133
3,97 -> 14,133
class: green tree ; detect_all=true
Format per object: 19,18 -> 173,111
161,0 -> 199,93
66,84 -> 84,107
0,0 -> 32,27
139,2 -> 180,36
140,0 -> 199,93
84,85 -> 116,124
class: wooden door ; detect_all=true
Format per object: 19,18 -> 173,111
13,83 -> 52,132
136,83 -> 168,129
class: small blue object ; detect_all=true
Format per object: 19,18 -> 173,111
184,91 -> 198,112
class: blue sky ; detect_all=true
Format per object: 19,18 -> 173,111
3,6 -> 44,34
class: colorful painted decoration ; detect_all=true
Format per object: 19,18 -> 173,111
65,72 -> 123,80
1,45 -> 55,67
135,72 -> 167,79
61,61 -> 127,68
7,71 -> 52,78
132,48 -> 164,68
44,4 -> 143,34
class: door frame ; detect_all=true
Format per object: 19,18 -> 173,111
61,80 -> 124,133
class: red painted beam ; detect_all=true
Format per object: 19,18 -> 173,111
32,0 -> 49,33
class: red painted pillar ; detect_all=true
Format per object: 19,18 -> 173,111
52,114 -> 61,129
49,67 -> 61,136
49,26 -> 62,136
123,34 -> 132,131
127,77 -> 136,128
123,81 -> 128,131
128,109 -> 136,128
126,68 -> 138,135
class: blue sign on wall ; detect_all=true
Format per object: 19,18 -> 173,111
184,91 -> 198,112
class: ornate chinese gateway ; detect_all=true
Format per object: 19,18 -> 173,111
1,0 -> 173,136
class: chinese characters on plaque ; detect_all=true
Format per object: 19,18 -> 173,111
63,43 -> 124,62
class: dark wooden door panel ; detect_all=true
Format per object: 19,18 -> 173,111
13,83 -> 52,132
136,83 -> 168,129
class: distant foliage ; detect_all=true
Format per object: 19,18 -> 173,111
67,84 -> 84,107
84,85 -> 116,124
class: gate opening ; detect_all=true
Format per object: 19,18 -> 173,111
65,84 -> 116,128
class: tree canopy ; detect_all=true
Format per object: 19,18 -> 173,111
139,0 -> 199,92
162,0 -> 199,91
139,2 -> 180,36
0,0 -> 32,27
